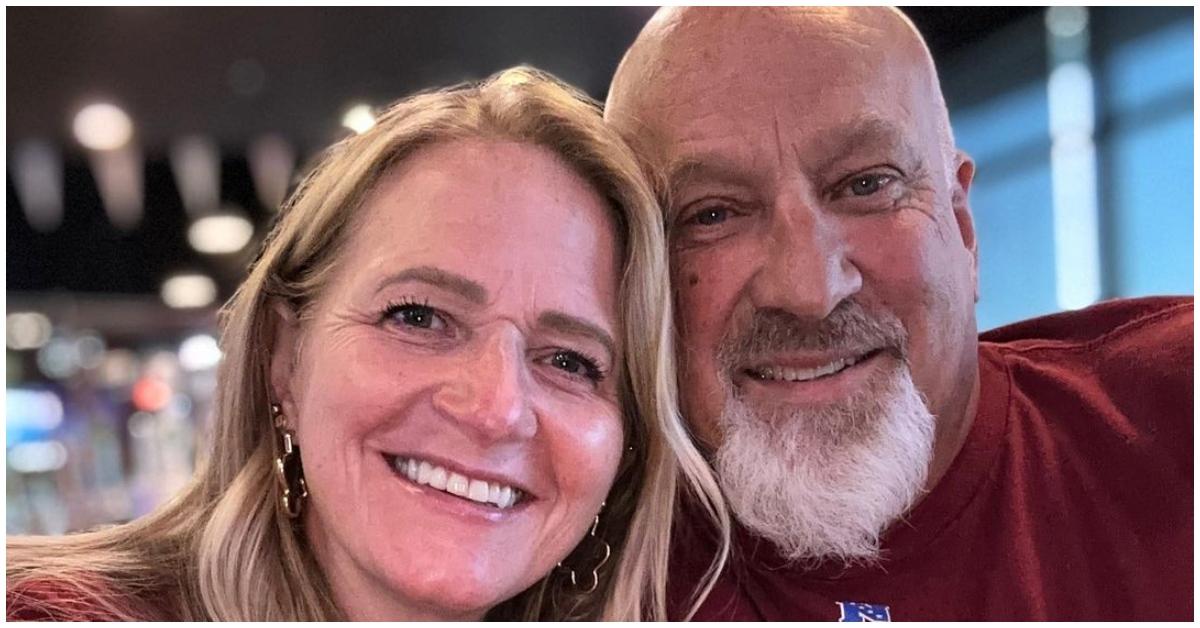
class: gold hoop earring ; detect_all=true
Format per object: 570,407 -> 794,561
272,403 -> 308,519
557,501 -> 611,593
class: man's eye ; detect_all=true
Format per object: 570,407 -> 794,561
673,199 -> 749,247
846,174 -> 894,197
550,350 -> 604,383
691,207 -> 730,226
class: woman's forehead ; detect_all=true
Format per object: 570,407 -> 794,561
329,139 -> 623,321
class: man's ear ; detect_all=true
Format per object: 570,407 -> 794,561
268,298 -> 302,426
951,150 -> 980,303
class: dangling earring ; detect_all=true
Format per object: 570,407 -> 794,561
272,403 -> 308,519
557,501 -> 612,593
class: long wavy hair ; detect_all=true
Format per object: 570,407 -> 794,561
7,67 -> 728,621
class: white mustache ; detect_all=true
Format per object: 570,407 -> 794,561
716,301 -> 908,375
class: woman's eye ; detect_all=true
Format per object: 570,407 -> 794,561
845,173 -> 894,197
385,302 -> 447,331
549,350 -> 604,383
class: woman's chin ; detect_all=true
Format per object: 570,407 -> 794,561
365,550 -> 542,620
381,572 -> 518,620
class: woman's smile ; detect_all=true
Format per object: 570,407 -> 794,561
383,452 -> 533,511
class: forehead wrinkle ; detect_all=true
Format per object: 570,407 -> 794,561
773,113 -> 788,174
807,115 -> 921,175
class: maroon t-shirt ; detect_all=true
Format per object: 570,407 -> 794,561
668,296 -> 1193,621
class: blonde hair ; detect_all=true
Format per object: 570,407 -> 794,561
8,67 -> 728,621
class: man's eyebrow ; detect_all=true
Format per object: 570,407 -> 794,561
665,153 -> 756,194
664,117 -> 918,196
537,310 -> 617,362
809,116 -> 919,174
375,266 -> 487,304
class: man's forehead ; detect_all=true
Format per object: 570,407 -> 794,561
656,9 -> 903,74
649,54 -> 919,155
641,28 -> 918,122
665,114 -> 917,186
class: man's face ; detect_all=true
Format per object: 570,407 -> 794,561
637,15 -> 979,450
615,12 -> 980,559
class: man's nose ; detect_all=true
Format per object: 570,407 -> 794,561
431,327 -> 536,442
748,192 -> 862,321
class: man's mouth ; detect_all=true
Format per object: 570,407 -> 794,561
384,454 -> 525,510
743,349 -> 883,383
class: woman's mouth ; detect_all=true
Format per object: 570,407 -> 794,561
384,454 -> 525,510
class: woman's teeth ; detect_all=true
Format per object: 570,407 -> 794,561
390,456 -> 522,509
750,355 -> 863,382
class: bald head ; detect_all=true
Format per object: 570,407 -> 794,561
606,7 -> 956,186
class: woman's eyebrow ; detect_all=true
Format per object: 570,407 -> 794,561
537,310 -> 616,361
375,265 -> 488,304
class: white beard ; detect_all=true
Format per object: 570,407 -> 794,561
713,362 -> 935,567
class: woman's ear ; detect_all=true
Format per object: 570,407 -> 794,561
268,298 -> 301,425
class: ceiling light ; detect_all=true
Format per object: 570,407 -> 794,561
1045,6 -> 1088,39
12,141 -> 63,232
249,134 -> 295,211
6,389 -> 65,432
90,146 -> 144,231
161,273 -> 218,309
179,334 -> 222,371
6,312 -> 52,351
188,211 -> 255,254
169,135 -> 221,217
73,102 -> 133,151
8,441 -> 69,474
342,104 -> 376,134
37,338 -> 80,380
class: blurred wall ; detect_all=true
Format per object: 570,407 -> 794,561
942,7 -> 1193,330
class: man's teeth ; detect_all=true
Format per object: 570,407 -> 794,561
752,356 -> 862,382
393,457 -> 521,509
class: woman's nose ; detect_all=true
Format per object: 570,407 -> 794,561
431,327 -> 537,442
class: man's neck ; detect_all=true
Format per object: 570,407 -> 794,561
922,366 -> 981,498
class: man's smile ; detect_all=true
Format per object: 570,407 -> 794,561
730,349 -> 893,406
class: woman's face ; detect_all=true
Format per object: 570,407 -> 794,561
270,139 -> 626,620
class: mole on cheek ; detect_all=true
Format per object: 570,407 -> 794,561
688,273 -> 700,286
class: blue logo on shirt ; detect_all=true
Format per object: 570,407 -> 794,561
837,601 -> 892,622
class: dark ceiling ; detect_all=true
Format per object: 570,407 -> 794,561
7,7 -> 1040,150
7,7 -> 1043,306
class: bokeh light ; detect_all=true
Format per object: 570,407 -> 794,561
160,274 -> 218,309
179,334 -> 222,371
7,312 -> 52,351
187,211 -> 255,254
72,102 -> 133,151
341,103 -> 376,134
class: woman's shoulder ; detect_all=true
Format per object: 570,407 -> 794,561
7,577 -> 140,621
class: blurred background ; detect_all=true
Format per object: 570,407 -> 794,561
6,7 -> 1194,534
